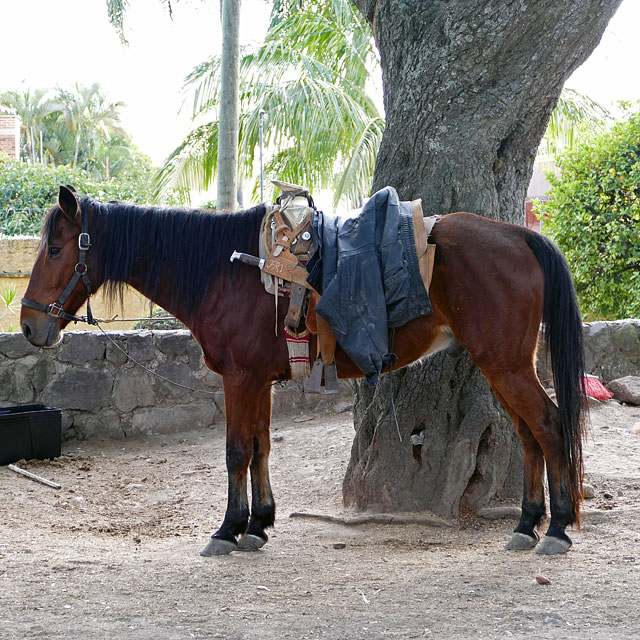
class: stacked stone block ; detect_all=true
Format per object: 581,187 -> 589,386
0,330 -> 353,440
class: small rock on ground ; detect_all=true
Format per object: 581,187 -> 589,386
607,376 -> 640,405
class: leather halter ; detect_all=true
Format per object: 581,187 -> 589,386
21,205 -> 96,325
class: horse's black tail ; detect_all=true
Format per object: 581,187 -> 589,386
526,232 -> 587,526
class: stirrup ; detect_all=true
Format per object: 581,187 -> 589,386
305,357 -> 339,395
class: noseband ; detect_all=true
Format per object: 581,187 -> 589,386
21,206 -> 96,325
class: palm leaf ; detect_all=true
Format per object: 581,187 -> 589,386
157,1 -> 381,208
333,116 -> 385,207
541,88 -> 611,157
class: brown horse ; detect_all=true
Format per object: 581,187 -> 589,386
21,186 -> 587,556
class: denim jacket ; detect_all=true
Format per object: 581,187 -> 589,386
306,187 -> 432,386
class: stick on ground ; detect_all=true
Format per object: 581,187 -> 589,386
8,464 -> 61,490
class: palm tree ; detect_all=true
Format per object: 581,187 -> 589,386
217,0 -> 242,210
156,0 -> 383,208
0,88 -> 61,163
56,83 -> 128,169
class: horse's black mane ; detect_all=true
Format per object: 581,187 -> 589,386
73,198 -> 265,320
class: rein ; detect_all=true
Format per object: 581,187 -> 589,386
94,323 -> 224,396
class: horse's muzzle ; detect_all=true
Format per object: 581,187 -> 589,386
20,311 -> 62,348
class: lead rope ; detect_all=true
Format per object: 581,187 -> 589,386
387,328 -> 402,443
359,328 -> 402,444
94,321 -> 225,396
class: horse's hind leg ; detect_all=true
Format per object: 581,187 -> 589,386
491,388 -> 547,550
238,386 -> 275,551
201,374 -> 265,556
509,423 -> 547,549
489,369 -> 577,554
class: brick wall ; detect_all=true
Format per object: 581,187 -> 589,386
0,114 -> 20,160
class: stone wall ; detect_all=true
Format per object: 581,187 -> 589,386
0,330 -> 353,441
583,320 -> 640,382
0,320 -> 637,442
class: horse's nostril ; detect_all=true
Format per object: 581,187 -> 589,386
22,322 -> 32,340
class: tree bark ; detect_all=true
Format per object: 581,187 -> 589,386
345,0 -> 623,517
217,0 -> 241,211
343,345 -> 524,517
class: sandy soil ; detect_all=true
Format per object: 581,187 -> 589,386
1,400 -> 639,640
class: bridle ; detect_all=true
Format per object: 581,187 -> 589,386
21,204 -> 97,326
19,200 -> 225,396
18,196 -> 288,397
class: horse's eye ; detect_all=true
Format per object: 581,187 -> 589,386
48,246 -> 62,258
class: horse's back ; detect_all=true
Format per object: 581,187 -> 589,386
431,211 -> 537,262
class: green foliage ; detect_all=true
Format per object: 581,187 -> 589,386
0,88 -> 61,165
0,83 -> 152,183
106,0 -> 174,44
0,284 -> 18,332
540,88 -> 611,158
132,306 -> 184,330
106,0 -> 131,44
0,159 -> 182,236
157,0 -> 382,208
0,82 -> 187,235
538,109 -> 640,320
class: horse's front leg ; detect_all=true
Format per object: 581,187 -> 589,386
201,374 -> 268,556
238,385 -> 275,551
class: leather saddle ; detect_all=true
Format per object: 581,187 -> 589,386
260,182 -> 437,394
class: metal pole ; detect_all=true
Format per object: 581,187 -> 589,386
259,109 -> 265,203
30,126 -> 36,165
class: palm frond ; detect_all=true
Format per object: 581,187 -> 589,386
169,0 -> 380,209
541,88 -> 611,157
333,116 -> 385,207
154,122 -> 220,201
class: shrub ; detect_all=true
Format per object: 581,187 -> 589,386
0,284 -> 18,332
0,160 -> 185,236
538,109 -> 640,320
132,306 -> 185,330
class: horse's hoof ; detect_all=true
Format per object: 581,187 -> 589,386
505,532 -> 538,551
237,534 -> 268,552
200,537 -> 237,557
535,535 -> 572,555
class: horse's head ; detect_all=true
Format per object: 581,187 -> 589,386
21,185 -> 96,347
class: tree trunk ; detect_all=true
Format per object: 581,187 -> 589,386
343,346 -> 524,517
73,132 -> 80,168
216,0 -> 241,211
346,0 -> 623,517
29,126 -> 36,165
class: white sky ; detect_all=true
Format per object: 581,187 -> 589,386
0,0 -> 638,168
0,0 -> 271,165
565,0 -> 640,110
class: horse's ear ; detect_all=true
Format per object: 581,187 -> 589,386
58,185 -> 79,221
66,184 -> 77,193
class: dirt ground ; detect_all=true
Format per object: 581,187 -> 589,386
1,399 -> 639,640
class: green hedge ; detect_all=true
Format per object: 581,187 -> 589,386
0,160 -> 182,236
538,110 -> 640,320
